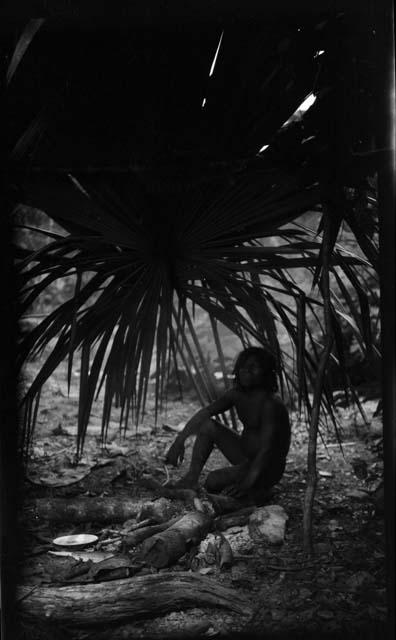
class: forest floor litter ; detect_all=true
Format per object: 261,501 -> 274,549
18,357 -> 387,638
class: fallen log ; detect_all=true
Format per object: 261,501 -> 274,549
142,511 -> 212,568
29,498 -> 144,524
17,572 -> 252,625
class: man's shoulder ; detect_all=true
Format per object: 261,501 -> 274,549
269,394 -> 290,420
261,392 -> 285,407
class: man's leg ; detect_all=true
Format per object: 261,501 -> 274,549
249,461 -> 286,504
205,462 -> 249,493
206,459 -> 286,501
174,419 -> 246,488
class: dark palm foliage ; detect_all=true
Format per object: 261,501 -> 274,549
6,14 -> 380,455
16,170 -> 377,455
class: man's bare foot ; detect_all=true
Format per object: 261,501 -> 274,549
166,473 -> 199,490
251,487 -> 274,506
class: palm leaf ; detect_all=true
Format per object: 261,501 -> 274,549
6,19 -> 46,85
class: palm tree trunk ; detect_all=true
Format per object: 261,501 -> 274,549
303,208 -> 334,554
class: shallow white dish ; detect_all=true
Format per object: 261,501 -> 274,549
52,534 -> 98,548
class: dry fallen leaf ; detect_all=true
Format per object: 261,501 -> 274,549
218,534 -> 233,569
319,470 -> 334,478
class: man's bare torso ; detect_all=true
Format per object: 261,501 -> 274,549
230,387 -> 290,460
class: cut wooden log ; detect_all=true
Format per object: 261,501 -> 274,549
142,511 -> 212,568
17,572 -> 252,625
29,498 -> 144,523
136,497 -> 177,523
123,516 -> 182,549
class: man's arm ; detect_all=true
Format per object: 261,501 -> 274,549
165,389 -> 235,466
181,390 -> 235,440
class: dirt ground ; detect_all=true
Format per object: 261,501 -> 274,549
17,356 -> 388,639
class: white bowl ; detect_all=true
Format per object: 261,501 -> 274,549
52,534 -> 98,548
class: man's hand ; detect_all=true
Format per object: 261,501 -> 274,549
165,437 -> 185,467
223,483 -> 247,499
223,484 -> 243,498
223,475 -> 255,499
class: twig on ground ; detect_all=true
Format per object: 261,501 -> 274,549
99,529 -> 121,536
96,537 -> 122,548
162,465 -> 170,486
322,442 -> 358,448
122,518 -> 154,533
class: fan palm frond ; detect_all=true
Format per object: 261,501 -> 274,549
15,163 -> 378,455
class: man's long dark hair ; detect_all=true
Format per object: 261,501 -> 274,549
233,346 -> 278,392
